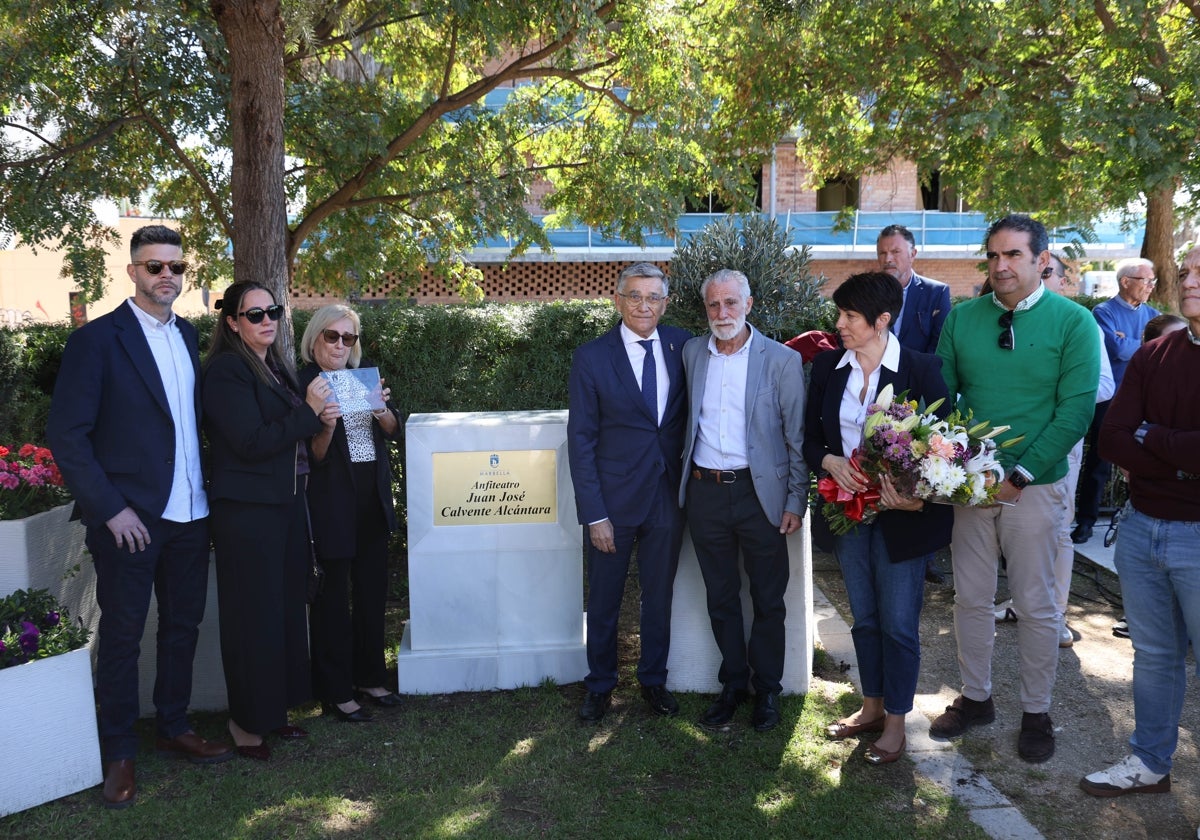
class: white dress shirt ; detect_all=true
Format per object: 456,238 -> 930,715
619,322 -> 669,424
835,331 -> 901,458
692,329 -> 754,470
127,299 -> 209,523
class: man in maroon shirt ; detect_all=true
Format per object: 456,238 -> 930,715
1080,246 -> 1200,805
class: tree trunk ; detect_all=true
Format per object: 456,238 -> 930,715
210,0 -> 293,357
1140,180 -> 1178,310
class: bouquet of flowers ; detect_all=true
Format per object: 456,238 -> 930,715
0,588 -> 91,671
813,385 -> 1024,535
860,384 -> 1022,506
0,443 -> 71,520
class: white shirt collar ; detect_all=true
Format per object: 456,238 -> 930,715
127,297 -> 176,329
835,329 -> 901,370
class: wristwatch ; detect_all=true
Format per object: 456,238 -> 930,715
1007,470 -> 1030,490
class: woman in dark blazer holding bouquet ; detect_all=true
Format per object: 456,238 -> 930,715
203,281 -> 327,759
803,271 -> 953,765
299,304 -> 403,721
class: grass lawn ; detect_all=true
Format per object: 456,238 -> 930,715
3,552 -> 987,839
3,665 -> 986,839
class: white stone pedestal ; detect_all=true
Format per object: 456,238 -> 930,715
398,410 -> 587,693
666,514 -> 813,696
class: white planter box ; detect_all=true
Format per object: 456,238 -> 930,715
0,648 -> 102,816
0,504 -> 227,714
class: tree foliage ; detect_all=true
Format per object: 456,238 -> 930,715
669,215 -> 831,340
0,0 -> 801,312
779,0 -> 1200,306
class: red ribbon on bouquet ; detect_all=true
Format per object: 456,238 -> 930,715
816,453 -> 881,523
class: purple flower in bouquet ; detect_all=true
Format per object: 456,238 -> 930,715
19,621 -> 40,655
45,610 -> 60,627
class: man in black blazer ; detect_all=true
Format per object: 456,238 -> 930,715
877,224 -> 952,355
568,263 -> 690,723
46,225 -> 232,810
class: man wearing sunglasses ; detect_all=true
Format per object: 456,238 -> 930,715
1072,258 -> 1161,545
931,215 -> 1099,763
47,225 -> 232,810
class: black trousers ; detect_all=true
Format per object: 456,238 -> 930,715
211,491 -> 312,734
1076,399 -> 1112,528
310,461 -> 390,703
88,516 -> 210,761
686,473 -> 790,695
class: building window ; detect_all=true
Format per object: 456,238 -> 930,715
816,173 -> 859,211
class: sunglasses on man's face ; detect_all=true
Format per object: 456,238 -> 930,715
238,304 -> 285,324
321,330 -> 359,347
132,260 -> 189,276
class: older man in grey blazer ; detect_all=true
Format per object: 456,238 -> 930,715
678,268 -> 808,732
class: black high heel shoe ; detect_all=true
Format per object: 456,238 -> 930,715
356,689 -> 403,708
322,702 -> 373,723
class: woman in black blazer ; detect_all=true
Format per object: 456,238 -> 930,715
802,271 -> 953,766
298,304 -> 403,720
203,281 -> 328,759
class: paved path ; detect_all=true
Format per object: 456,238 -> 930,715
815,586 -> 1046,839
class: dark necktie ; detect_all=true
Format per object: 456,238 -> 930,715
637,339 -> 657,424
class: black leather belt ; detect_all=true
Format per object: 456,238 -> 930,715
690,466 -> 752,484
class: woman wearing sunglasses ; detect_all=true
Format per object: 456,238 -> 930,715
297,304 -> 404,721
202,282 -> 328,760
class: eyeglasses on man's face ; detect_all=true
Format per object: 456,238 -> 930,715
132,260 -> 189,276
238,304 -> 284,324
321,329 -> 358,347
617,292 -> 667,307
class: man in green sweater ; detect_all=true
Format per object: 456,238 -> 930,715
930,215 -> 1100,762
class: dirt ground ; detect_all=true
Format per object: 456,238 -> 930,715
813,548 -> 1200,840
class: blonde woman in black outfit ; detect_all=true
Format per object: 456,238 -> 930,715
299,304 -> 404,719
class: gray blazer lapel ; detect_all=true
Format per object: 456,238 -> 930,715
744,327 -> 766,426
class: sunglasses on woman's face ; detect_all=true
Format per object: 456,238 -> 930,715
238,304 -> 285,324
132,259 -> 189,276
321,330 -> 359,347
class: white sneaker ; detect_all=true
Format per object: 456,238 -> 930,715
994,599 -> 1018,622
1059,622 -> 1074,648
1080,754 -> 1170,797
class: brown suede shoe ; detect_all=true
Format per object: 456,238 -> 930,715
102,759 -> 136,809
929,694 -> 995,738
155,732 -> 236,764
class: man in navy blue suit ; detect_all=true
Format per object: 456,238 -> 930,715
568,262 -> 691,723
877,224 -> 952,355
47,225 -> 232,809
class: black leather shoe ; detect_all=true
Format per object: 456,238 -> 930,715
579,690 -> 612,723
357,690 -> 403,708
752,692 -> 781,732
1070,523 -> 1094,544
699,684 -> 747,728
640,685 -> 679,717
322,702 -> 373,723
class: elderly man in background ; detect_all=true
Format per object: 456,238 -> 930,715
679,269 -> 807,733
1072,258 -> 1161,544
1079,246 -> 1200,807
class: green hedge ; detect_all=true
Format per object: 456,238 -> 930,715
0,300 -> 629,446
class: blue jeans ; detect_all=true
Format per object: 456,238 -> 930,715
1114,506 -> 1200,774
834,524 -> 927,715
